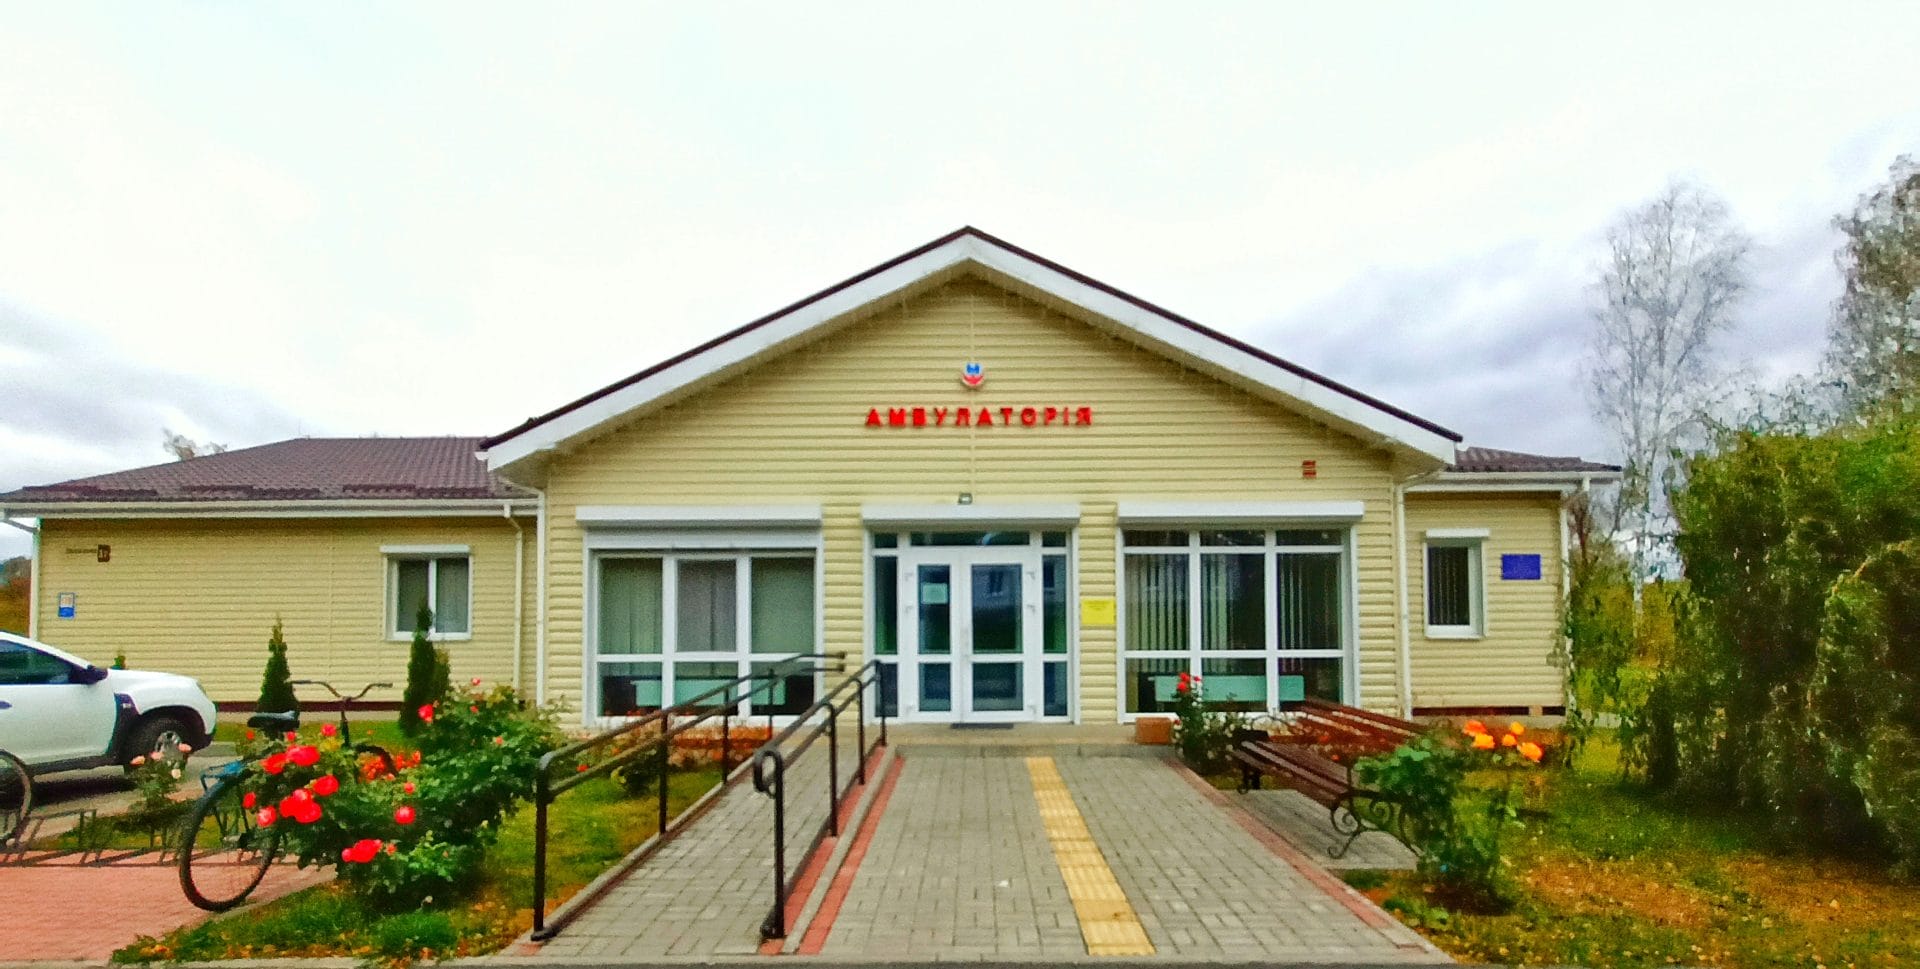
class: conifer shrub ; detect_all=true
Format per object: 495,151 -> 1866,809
256,619 -> 299,714
399,606 -> 449,737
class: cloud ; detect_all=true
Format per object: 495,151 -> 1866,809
0,299 -> 312,494
1252,228 -> 1838,460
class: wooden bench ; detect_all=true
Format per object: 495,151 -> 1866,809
1230,701 -> 1426,859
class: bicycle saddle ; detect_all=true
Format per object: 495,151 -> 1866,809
247,711 -> 301,732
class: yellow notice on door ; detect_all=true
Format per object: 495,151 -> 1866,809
1079,596 -> 1116,627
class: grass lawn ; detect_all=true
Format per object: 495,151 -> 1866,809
1361,738 -> 1920,968
114,765 -> 726,963
213,715 -> 409,751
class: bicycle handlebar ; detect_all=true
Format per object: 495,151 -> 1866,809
290,680 -> 393,701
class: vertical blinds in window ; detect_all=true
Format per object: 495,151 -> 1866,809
750,558 -> 814,654
1427,545 -> 1472,626
676,561 -> 737,652
1125,554 -> 1188,651
434,558 -> 470,633
599,559 -> 664,654
1276,553 -> 1340,650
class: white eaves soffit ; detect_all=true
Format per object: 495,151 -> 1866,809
480,232 -> 1462,473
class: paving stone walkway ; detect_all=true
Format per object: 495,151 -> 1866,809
1056,757 -> 1444,962
818,756 -> 1087,960
0,859 -> 324,961
532,734 -> 840,960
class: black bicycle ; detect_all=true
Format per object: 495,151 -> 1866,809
0,747 -> 30,846
177,680 -> 395,911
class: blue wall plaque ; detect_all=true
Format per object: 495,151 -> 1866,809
1501,554 -> 1543,580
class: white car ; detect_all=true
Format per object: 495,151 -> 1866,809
0,632 -> 218,774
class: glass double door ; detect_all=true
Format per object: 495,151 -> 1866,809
898,548 -> 1043,722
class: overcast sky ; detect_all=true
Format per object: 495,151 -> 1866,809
3,3 -> 1918,558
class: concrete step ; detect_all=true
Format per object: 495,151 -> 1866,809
884,722 -> 1170,758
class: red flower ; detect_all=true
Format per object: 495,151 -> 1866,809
256,807 -> 278,826
320,722 -> 337,738
288,787 -> 313,803
394,805 -> 417,825
402,782 -> 416,794
312,775 -> 340,797
242,791 -> 257,808
470,706 -> 478,714
417,704 -> 435,723
285,731 -> 299,742
262,753 -> 289,775
292,801 -> 322,824
342,838 -> 383,863
471,677 -> 482,687
576,764 -> 589,773
245,730 -> 256,741
288,745 -> 320,767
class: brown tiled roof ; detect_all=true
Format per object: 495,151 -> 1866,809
0,437 -> 532,505
1451,446 -> 1619,474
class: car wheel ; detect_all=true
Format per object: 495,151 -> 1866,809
124,713 -> 194,766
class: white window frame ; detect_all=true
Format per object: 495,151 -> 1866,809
1116,527 -> 1357,718
1423,528 -> 1488,639
383,546 -> 473,641
585,547 -> 821,723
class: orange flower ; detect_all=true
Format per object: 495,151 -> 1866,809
1471,733 -> 1496,750
1507,721 -> 1525,736
1518,741 -> 1543,763
1501,733 -> 1518,747
1462,720 -> 1488,736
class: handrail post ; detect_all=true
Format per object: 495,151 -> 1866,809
656,725 -> 670,838
720,705 -> 731,777
767,753 -> 788,939
826,699 -> 840,837
532,764 -> 550,938
856,691 -> 867,785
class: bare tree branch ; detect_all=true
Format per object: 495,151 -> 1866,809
1585,181 -> 1751,584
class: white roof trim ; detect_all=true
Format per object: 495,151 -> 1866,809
0,499 -> 537,519
575,504 -> 824,528
1115,500 -> 1365,525
1425,470 -> 1619,486
481,232 -> 1459,470
861,502 -> 1082,528
1425,527 -> 1492,540
381,544 -> 472,556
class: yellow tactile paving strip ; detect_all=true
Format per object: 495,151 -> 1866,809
1025,756 -> 1156,956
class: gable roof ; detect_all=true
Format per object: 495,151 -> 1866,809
479,227 -> 1465,471
0,437 -> 532,508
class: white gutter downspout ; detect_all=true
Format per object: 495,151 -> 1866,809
1392,482 -> 1414,718
504,504 -> 526,695
535,490 -> 549,707
2,517 -> 40,639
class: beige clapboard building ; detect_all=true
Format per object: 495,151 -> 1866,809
2,229 -> 1616,723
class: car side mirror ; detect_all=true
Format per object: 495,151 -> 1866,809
73,664 -> 110,685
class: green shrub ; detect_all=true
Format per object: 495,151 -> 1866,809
256,619 -> 298,715
1639,413 -> 1920,867
1355,722 -> 1545,911
399,606 -> 449,737
1167,672 -> 1245,774
238,679 -> 562,907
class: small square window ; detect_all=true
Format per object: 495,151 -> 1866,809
390,555 -> 472,638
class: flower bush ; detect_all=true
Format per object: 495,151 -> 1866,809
237,679 -> 562,907
1355,720 -> 1543,911
1168,672 -> 1247,774
122,742 -> 194,840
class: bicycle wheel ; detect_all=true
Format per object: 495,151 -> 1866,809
178,776 -> 280,911
0,750 -> 30,846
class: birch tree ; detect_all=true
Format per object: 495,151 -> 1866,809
1586,181 -> 1751,583
1826,155 -> 1920,415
